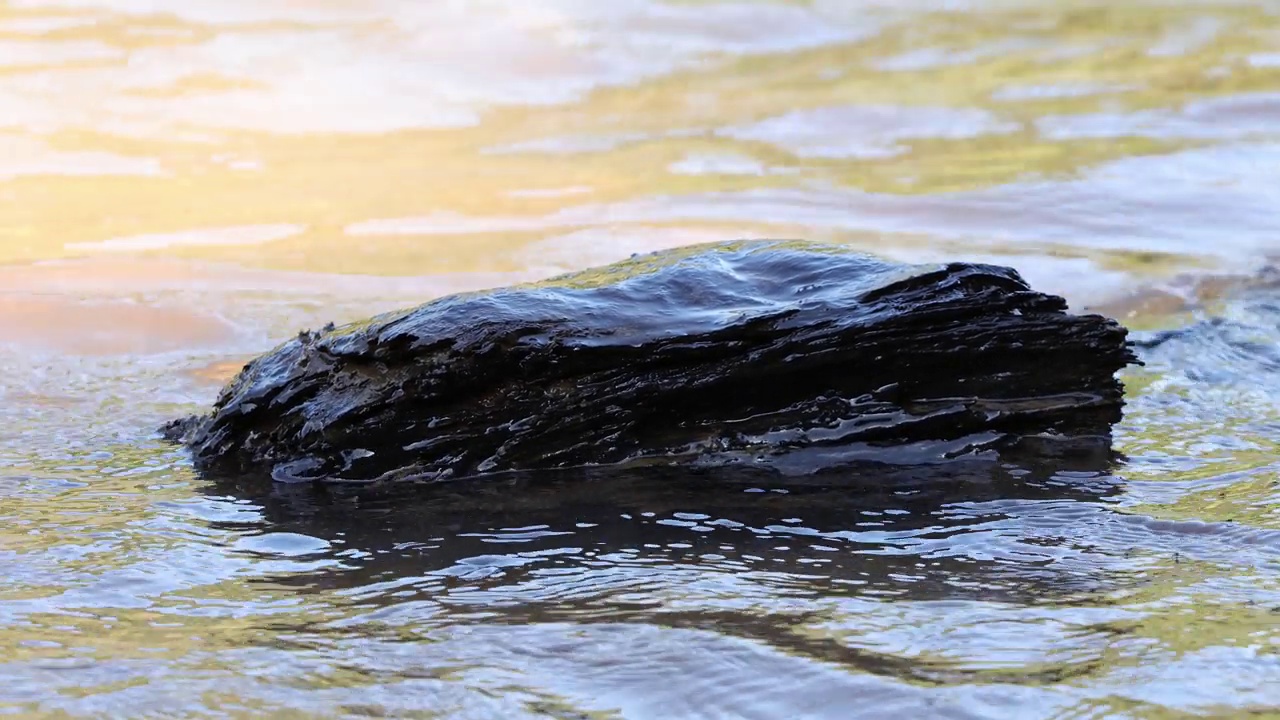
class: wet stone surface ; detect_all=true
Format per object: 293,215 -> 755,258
169,240 -> 1137,485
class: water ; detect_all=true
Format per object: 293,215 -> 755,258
2,1 -> 1280,716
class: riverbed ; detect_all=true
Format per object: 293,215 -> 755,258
2,1 -> 1280,717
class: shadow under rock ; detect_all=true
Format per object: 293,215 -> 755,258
196,448 -> 1136,687
204,440 -> 1126,602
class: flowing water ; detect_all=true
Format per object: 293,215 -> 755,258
2,1 -> 1280,717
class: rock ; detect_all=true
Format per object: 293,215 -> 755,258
165,240 -> 1137,484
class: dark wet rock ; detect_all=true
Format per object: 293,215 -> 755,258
166,240 -> 1137,484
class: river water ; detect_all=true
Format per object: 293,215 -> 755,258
2,1 -> 1280,717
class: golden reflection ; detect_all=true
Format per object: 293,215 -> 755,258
0,0 -> 1277,286
0,294 -> 233,355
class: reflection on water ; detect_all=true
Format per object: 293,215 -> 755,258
2,0 -> 1280,716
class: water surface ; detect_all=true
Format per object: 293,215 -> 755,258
3,1 -> 1280,717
